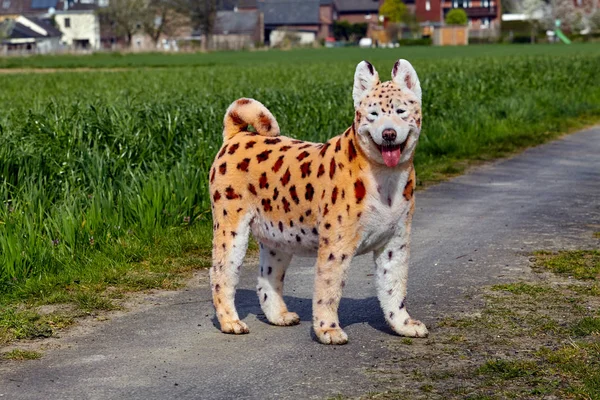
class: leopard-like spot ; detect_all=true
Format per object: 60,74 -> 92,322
280,145 -> 292,152
289,185 -> 300,204
319,143 -> 330,157
259,172 -> 269,189
300,161 -> 312,178
281,168 -> 291,186
225,186 -> 240,200
282,197 -> 291,213
245,141 -> 256,149
317,164 -> 325,177
213,191 -> 221,202
273,187 -> 279,200
348,139 -> 357,161
272,155 -> 285,173
331,186 -> 338,205
257,150 -> 272,163
227,143 -> 240,155
334,138 -> 342,152
329,158 -> 336,179
264,138 -> 281,145
237,158 -> 250,171
297,151 -> 310,161
305,183 -> 314,201
354,179 -> 366,203
219,162 -> 227,175
248,183 -> 257,195
262,198 -> 273,212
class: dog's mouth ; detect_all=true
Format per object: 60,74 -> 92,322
374,138 -> 409,168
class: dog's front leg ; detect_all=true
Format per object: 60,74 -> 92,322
312,242 -> 355,345
373,221 -> 428,338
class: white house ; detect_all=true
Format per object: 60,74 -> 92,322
53,1 -> 100,49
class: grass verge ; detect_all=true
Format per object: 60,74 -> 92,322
362,248 -> 600,399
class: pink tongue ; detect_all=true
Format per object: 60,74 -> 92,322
381,147 -> 401,167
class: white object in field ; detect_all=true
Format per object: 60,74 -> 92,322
359,37 -> 373,48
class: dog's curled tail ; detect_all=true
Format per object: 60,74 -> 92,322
223,98 -> 280,141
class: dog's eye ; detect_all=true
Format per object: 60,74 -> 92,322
369,112 -> 378,117
396,109 -> 406,115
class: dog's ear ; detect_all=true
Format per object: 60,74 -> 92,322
391,59 -> 421,103
353,61 -> 379,108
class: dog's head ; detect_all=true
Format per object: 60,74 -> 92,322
352,60 -> 422,168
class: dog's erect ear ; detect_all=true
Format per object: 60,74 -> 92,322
353,61 -> 380,108
391,59 -> 422,103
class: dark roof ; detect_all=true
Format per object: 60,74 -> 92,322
0,16 -> 61,40
217,0 -> 239,10
0,0 -> 34,15
336,0 -> 379,12
259,0 -> 320,25
30,0 -> 56,9
214,10 -> 260,34
237,0 -> 257,8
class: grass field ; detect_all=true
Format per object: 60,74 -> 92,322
1,44 -> 600,322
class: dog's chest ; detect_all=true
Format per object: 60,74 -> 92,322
355,170 -> 412,255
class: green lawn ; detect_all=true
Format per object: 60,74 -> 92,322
1,45 -> 600,325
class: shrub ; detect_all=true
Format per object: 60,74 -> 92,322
445,9 -> 468,25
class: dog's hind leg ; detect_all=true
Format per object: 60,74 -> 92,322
256,245 -> 299,326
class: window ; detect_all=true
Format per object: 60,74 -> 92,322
425,0 -> 430,10
64,17 -> 70,28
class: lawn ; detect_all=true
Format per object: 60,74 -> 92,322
1,44 -> 600,321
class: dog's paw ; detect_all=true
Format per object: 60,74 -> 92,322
394,318 -> 428,338
314,326 -> 349,345
220,320 -> 250,334
269,311 -> 300,326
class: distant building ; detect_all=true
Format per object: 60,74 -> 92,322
336,0 -> 381,25
212,9 -> 263,49
0,15 -> 61,53
54,0 -> 101,50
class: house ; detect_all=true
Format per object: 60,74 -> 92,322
0,15 -> 61,53
441,0 -> 501,31
336,0 -> 381,25
212,9 -> 263,49
53,0 -> 101,49
236,0 -> 336,45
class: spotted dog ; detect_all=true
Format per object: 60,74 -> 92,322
209,59 -> 427,344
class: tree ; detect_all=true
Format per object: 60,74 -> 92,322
379,0 -> 408,23
445,9 -> 468,25
142,0 -> 181,46
333,21 -> 368,42
173,0 -> 217,50
98,0 -> 148,47
521,0 -> 546,42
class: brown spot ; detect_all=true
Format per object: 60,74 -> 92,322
282,197 -> 291,213
323,204 -> 329,216
272,187 -> 279,200
259,173 -> 269,189
272,155 -> 285,172
264,138 -> 281,145
227,143 -> 240,155
348,139 -> 357,161
306,210 -> 312,216
210,168 -> 216,183
289,185 -> 300,204
328,253 -> 335,261
219,162 -> 227,175
217,145 -> 228,158
280,145 -> 292,152
317,164 -> 325,178
403,179 -> 414,201
319,143 -> 330,157
335,138 -> 342,152
258,112 -> 272,131
281,168 -> 291,186
257,150 -> 272,163
262,198 -> 273,212
231,231 -> 237,237
298,144 -> 312,150
325,223 -> 331,229
236,98 -> 251,106
300,161 -> 312,178
354,179 -> 366,203
279,221 -> 284,232
388,251 -> 393,260
297,151 -> 310,161
248,184 -> 257,195
245,141 -> 256,149
229,111 -> 245,126
329,158 -> 336,179
237,158 -> 251,171
296,235 -> 301,242
225,186 -> 240,200
213,191 -> 221,202
331,187 -> 338,205
236,208 -> 243,213
305,183 -> 314,201
215,284 -> 221,293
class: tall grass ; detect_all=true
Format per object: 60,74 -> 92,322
1,48 -> 600,295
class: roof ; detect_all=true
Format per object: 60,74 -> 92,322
214,10 -> 260,34
237,0 -> 257,8
0,16 -> 61,40
259,0 -> 321,25
336,0 -> 380,12
30,0 -> 56,9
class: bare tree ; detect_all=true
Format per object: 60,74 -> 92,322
98,0 -> 148,47
142,0 -> 181,46
173,0 -> 217,50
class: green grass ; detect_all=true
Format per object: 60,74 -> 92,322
2,44 -> 600,70
1,45 -> 600,346
534,250 -> 600,280
2,349 -> 42,360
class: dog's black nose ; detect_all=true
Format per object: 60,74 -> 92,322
382,129 -> 397,142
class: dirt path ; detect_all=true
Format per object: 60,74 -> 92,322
0,127 -> 598,400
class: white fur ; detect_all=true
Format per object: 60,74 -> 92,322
392,59 -> 422,103
353,61 -> 380,108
